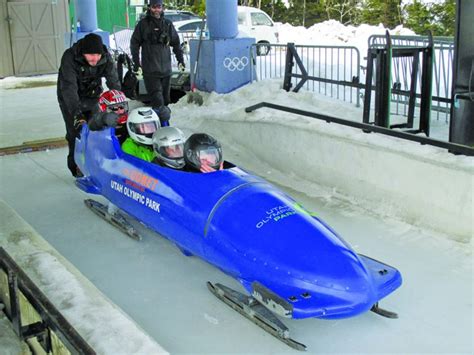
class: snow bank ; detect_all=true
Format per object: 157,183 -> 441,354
172,80 -> 472,241
276,20 -> 415,61
0,200 -> 168,355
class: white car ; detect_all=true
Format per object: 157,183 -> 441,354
164,10 -> 200,22
173,7 -> 279,56
173,19 -> 207,55
237,6 -> 279,55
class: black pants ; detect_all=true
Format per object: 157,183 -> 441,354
59,98 -> 99,177
143,73 -> 171,109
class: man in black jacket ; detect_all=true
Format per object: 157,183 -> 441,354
57,33 -> 121,177
130,0 -> 184,126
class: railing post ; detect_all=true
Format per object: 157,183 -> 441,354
419,32 -> 434,136
283,43 -> 295,92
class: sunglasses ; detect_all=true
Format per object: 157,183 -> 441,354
109,105 -> 126,112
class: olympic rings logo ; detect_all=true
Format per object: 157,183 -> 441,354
223,56 -> 249,72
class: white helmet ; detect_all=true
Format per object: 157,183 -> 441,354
152,127 -> 186,169
127,107 -> 160,145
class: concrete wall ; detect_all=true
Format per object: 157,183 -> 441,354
184,112 -> 473,242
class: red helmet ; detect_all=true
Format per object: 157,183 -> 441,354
99,90 -> 129,124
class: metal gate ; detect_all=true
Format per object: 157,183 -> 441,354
7,1 -> 61,76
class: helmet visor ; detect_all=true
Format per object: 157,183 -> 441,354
134,121 -> 159,135
198,147 -> 221,166
108,101 -> 129,114
163,143 -> 184,159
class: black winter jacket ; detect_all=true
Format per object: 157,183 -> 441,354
57,38 -> 121,116
130,12 -> 184,77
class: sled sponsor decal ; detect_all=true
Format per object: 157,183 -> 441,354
121,168 -> 158,191
110,180 -> 161,212
256,205 -> 296,229
255,203 -> 317,229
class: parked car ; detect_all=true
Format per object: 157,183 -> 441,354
173,19 -> 207,54
138,9 -> 200,22
164,10 -> 200,22
174,18 -> 205,32
173,7 -> 279,56
237,6 -> 279,55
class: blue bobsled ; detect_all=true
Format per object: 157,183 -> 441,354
75,126 -> 402,349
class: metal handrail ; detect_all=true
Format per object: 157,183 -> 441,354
0,247 -> 94,354
245,102 -> 474,156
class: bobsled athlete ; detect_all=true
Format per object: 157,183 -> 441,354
184,133 -> 224,173
74,90 -> 128,138
121,107 -> 161,162
98,90 -> 129,144
57,33 -> 121,177
152,127 -> 186,169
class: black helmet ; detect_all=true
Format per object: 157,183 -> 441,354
184,133 -> 223,171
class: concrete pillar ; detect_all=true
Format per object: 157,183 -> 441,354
449,0 -> 474,147
75,0 -> 98,32
206,0 -> 238,39
190,0 -> 255,94
64,0 -> 109,48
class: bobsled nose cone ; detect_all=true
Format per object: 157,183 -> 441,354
290,253 -> 380,319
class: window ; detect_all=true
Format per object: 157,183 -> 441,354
251,12 -> 272,26
165,14 -> 181,22
238,13 -> 246,25
179,22 -> 201,31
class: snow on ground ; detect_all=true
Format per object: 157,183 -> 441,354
1,204 -> 168,354
0,16 -> 471,354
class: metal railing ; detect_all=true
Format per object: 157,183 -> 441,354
0,247 -> 94,354
368,35 -> 454,122
113,26 -> 362,107
251,43 -> 361,106
112,26 -> 454,128
246,102 -> 474,156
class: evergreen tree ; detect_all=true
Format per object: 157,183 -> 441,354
260,0 -> 291,22
358,0 -> 402,28
173,0 -> 454,36
190,0 -> 205,17
404,0 -> 454,36
431,0 -> 455,36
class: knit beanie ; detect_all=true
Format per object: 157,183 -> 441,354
81,34 -> 104,54
149,0 -> 163,6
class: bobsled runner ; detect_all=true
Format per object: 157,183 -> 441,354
75,126 -> 402,350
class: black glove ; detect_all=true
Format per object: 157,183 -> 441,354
73,112 -> 87,138
178,62 -> 185,72
102,112 -> 119,127
132,62 -> 140,73
157,105 -> 171,124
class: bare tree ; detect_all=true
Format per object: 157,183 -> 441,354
324,0 -> 359,25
